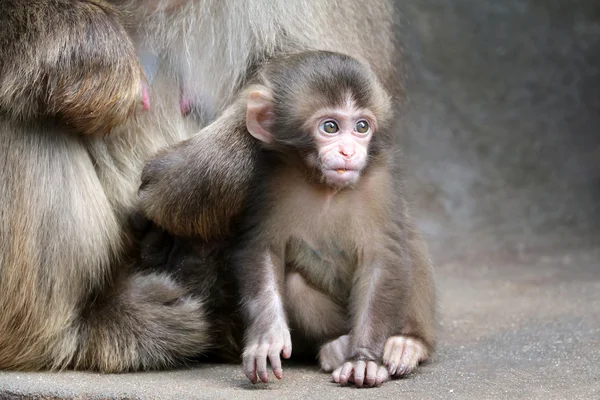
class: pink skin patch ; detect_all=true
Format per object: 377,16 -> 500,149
180,94 -> 192,116
141,81 -> 150,111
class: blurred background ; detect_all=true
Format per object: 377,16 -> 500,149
394,0 -> 600,262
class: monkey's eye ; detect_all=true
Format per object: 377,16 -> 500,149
320,120 -> 339,134
355,120 -> 370,135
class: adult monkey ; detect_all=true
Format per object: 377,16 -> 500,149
0,0 -> 419,376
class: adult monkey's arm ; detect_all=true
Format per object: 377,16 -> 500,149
0,0 -> 143,136
139,97 -> 261,238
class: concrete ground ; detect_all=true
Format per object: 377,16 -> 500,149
1,242 -> 599,399
2,0 -> 600,398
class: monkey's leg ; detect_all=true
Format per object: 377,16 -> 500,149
405,225 -> 437,346
318,335 -> 350,372
376,223 -> 436,378
285,272 -> 348,340
0,120 -> 209,372
331,237 -> 410,386
284,271 -> 350,370
380,224 -> 436,378
331,210 -> 436,386
77,271 -> 210,372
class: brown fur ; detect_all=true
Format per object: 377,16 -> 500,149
229,52 -> 436,387
0,0 -> 142,136
139,101 -> 260,238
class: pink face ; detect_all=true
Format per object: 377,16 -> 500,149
308,108 -> 375,188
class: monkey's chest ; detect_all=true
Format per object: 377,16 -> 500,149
284,237 -> 356,301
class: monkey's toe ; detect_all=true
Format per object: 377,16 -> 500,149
382,336 -> 429,377
332,360 -> 389,388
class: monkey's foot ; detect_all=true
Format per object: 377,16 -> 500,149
319,335 -> 350,372
382,336 -> 429,377
332,360 -> 389,388
242,324 -> 292,384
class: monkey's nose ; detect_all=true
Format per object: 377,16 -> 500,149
339,147 -> 356,159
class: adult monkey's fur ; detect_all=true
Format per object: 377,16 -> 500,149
0,0 -> 427,374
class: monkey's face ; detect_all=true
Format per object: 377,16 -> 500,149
245,78 -> 386,191
306,108 -> 375,189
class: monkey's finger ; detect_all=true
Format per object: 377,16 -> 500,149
396,342 -> 415,376
353,360 -> 366,387
256,343 -> 271,383
243,351 -> 258,384
282,332 -> 292,359
376,366 -> 390,386
398,341 -> 424,376
338,362 -> 354,385
365,361 -> 378,387
268,346 -> 283,379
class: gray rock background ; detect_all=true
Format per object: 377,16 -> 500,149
397,0 -> 600,260
1,0 -> 599,398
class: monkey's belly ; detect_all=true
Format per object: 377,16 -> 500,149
285,238 -> 354,300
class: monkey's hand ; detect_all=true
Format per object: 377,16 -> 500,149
382,336 -> 429,378
0,0 -> 143,135
242,323 -> 292,384
332,359 -> 389,388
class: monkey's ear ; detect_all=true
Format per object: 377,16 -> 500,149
246,87 -> 275,143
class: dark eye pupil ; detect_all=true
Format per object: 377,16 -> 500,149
323,121 -> 338,133
356,121 -> 369,133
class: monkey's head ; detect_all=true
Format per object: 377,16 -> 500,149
245,51 -> 393,189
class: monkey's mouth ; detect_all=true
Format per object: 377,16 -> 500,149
331,168 -> 359,175
323,169 -> 360,187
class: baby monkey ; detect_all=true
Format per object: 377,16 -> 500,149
234,51 -> 436,388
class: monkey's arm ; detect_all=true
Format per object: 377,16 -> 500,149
334,216 -> 435,387
234,240 -> 292,384
139,99 -> 261,239
0,0 -> 142,135
333,237 -> 405,387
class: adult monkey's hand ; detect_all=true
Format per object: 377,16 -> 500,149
0,0 -> 144,136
